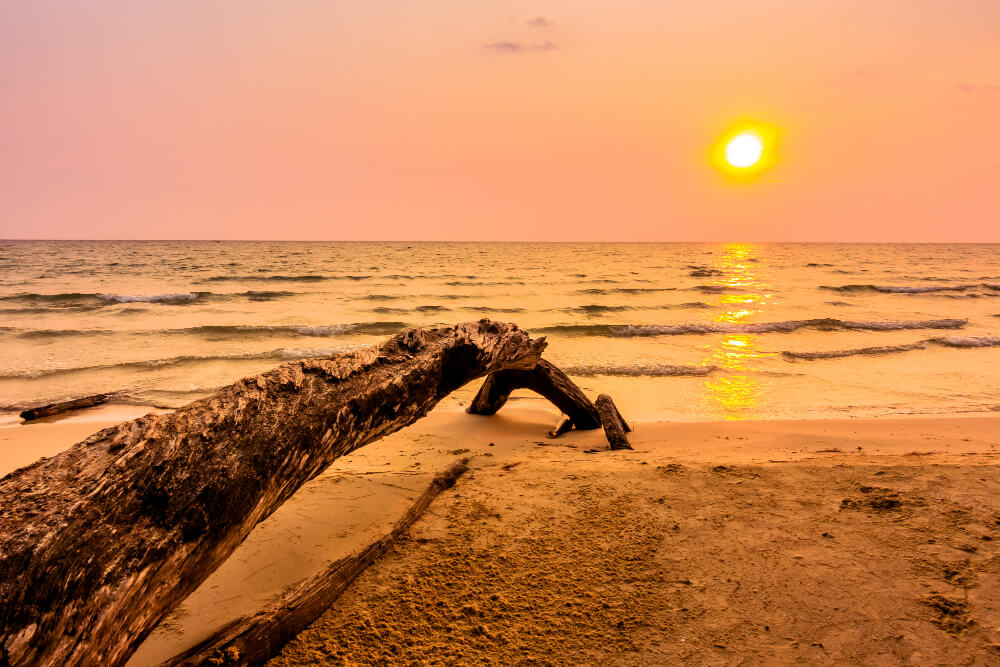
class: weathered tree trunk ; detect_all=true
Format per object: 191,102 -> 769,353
165,459 -> 471,667
19,393 -> 114,421
467,358 -> 601,430
0,321 -> 546,667
595,394 -> 632,450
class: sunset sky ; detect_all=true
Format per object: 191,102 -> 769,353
2,1 -> 998,241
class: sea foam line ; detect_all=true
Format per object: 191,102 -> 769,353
534,318 -> 967,337
782,335 -> 1000,361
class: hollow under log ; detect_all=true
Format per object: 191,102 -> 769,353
0,321 -> 547,667
467,358 -> 601,430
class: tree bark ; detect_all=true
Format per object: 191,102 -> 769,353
164,459 -> 471,667
0,320 -> 545,667
595,394 -> 632,450
467,359 -> 600,430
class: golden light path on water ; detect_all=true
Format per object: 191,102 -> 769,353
700,243 -> 775,420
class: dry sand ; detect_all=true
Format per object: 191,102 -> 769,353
3,407 -> 999,665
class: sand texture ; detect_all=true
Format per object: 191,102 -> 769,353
269,414 -> 1000,665
4,408 -> 999,665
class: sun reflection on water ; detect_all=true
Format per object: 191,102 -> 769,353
700,243 -> 773,420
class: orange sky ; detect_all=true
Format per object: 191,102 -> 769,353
1,1 -> 998,241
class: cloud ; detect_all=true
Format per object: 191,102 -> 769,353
526,17 -> 554,28
957,83 -> 1000,93
484,40 -> 557,53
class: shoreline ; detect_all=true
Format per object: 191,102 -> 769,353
4,402 -> 1000,484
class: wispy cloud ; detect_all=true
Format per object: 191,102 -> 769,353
526,17 -> 554,28
957,83 -> 1000,93
484,40 -> 557,54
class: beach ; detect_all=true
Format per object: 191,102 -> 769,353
5,404 -> 998,664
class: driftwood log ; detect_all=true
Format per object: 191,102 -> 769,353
19,393 -> 114,422
165,458 -> 471,667
0,321 -> 550,667
595,394 -> 632,450
467,358 -> 601,430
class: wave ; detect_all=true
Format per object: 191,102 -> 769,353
199,274 -> 368,283
689,285 -> 754,294
445,280 -> 524,286
534,318 -> 967,337
781,335 -> 1000,361
460,306 -> 525,314
783,343 -> 926,360
928,336 -> 1000,349
0,290 -> 298,310
565,304 -> 634,315
185,322 -> 407,338
244,290 -> 297,300
357,294 -> 399,301
0,345 -> 368,380
562,363 -> 717,377
820,283 -> 1000,295
5,321 -> 407,341
576,287 -> 677,295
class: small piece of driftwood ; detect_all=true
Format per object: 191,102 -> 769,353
596,394 -> 632,450
548,414 -> 574,438
467,358 -> 601,430
19,393 -> 113,421
164,458 -> 470,667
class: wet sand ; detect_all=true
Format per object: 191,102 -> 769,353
3,407 -> 999,664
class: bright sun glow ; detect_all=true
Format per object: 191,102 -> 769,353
725,133 -> 764,168
710,123 -> 778,178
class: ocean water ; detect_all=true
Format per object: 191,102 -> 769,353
1,241 -> 998,423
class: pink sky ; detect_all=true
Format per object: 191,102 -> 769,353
1,1 -> 998,241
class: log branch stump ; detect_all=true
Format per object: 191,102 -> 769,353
596,394 -> 632,450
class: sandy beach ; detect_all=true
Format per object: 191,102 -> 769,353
4,405 -> 998,665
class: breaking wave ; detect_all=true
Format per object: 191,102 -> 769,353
199,274 -> 369,283
534,318 -> 967,337
562,363 -> 717,377
0,290 -> 298,310
4,322 -> 408,341
782,335 -> 1000,361
821,283 -> 1000,295
576,287 -> 677,295
0,345 -> 369,380
782,343 -> 927,361
929,336 -> 1000,349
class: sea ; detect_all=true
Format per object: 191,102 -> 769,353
1,241 -> 998,424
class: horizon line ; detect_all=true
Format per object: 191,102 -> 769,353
2,239 -> 1000,245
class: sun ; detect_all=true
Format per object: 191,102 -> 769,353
725,132 -> 763,168
710,122 -> 779,179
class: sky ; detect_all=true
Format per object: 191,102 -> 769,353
1,1 -> 998,241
